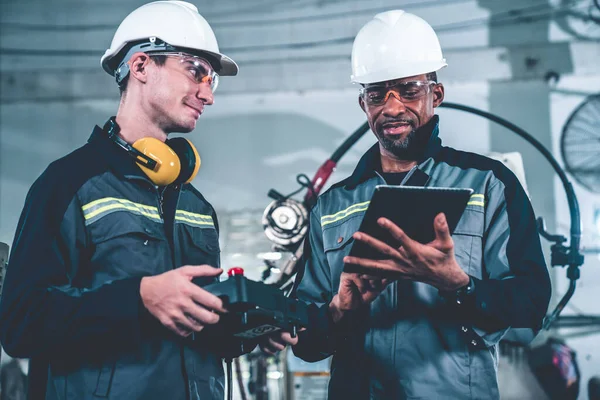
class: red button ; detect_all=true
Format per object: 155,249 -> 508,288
228,267 -> 244,276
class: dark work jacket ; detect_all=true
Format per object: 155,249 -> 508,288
0,126 -> 231,399
293,116 -> 551,399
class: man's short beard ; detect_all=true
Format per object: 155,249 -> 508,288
377,128 -> 418,158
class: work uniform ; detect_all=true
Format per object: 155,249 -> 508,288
293,116 -> 551,399
0,125 -> 229,399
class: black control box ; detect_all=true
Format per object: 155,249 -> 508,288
198,271 -> 309,340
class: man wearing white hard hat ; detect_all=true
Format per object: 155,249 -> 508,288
0,2 -> 296,399
293,10 -> 551,399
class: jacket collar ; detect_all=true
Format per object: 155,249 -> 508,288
88,124 -> 151,182
345,115 -> 442,189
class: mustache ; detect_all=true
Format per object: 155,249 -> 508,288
379,118 -> 415,128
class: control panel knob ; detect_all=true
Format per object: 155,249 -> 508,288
228,267 -> 244,277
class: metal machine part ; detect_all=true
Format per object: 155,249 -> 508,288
262,198 -> 308,250
560,94 -> 600,193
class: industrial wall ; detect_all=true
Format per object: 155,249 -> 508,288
1,0 -> 599,398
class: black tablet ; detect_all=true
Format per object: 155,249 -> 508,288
346,186 -> 473,270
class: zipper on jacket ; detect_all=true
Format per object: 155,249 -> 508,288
157,185 -> 167,219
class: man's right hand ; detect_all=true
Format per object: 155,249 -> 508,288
140,265 -> 226,337
329,272 -> 390,323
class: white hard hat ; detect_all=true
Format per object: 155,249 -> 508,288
351,10 -> 447,84
101,1 -> 238,83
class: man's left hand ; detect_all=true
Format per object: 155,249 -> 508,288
343,213 -> 469,292
259,331 -> 300,355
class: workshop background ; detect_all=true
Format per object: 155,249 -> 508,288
1,0 -> 599,399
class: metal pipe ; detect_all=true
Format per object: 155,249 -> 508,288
439,102 -> 584,329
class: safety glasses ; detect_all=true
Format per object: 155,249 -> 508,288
148,52 -> 219,92
360,80 -> 437,106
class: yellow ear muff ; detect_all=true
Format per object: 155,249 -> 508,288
185,140 -> 201,184
132,137 -> 181,186
165,137 -> 201,184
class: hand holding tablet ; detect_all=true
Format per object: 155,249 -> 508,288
344,186 -> 473,281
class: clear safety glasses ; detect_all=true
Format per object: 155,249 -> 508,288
360,80 -> 437,106
148,52 -> 220,92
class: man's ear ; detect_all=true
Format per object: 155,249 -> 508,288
358,96 -> 366,113
128,52 -> 151,84
432,83 -> 445,108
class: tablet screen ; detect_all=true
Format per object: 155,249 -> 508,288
346,186 -> 473,268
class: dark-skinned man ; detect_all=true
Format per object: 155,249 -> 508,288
288,10 -> 551,400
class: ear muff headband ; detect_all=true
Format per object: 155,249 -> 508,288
104,117 -> 158,170
104,117 -> 200,186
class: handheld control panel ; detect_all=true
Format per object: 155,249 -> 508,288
197,267 -> 309,340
